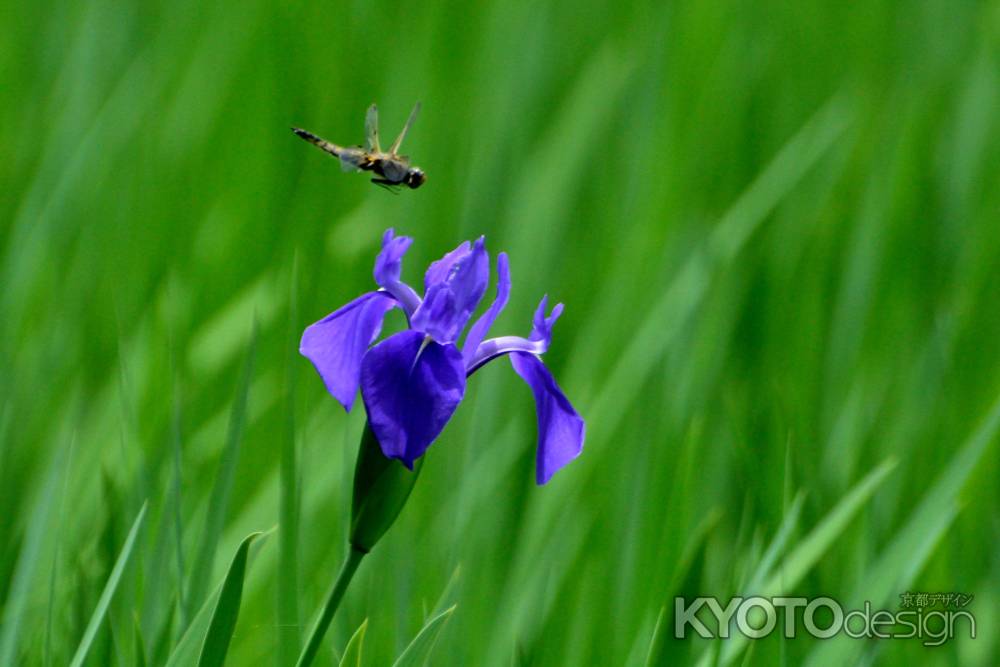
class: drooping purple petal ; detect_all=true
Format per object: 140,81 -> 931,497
361,330 -> 466,468
373,229 -> 421,316
300,291 -> 396,411
510,352 -> 584,484
411,237 -> 489,343
465,295 -> 563,375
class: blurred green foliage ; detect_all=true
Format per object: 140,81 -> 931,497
1,0 -> 999,664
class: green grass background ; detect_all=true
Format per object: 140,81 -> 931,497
2,0 -> 999,664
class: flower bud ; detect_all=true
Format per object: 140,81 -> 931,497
349,422 -> 423,552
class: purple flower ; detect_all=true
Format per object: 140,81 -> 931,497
301,229 -> 585,484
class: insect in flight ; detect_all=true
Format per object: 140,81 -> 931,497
292,103 -> 426,191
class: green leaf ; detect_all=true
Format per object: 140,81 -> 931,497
392,604 -> 457,667
167,532 -> 270,667
197,531 -> 263,667
338,618 -> 368,667
69,502 -> 148,667
165,587 -> 223,666
187,321 -> 258,616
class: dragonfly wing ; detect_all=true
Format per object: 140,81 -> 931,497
365,104 -> 380,153
379,158 -> 408,182
389,102 -> 421,155
338,148 -> 367,172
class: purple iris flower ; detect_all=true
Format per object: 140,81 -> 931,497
300,229 -> 585,484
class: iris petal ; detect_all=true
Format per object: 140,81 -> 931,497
411,237 -> 489,343
361,330 -> 466,468
465,295 -> 563,375
373,229 -> 410,285
300,291 -> 396,411
510,352 -> 585,484
530,295 -> 564,341
373,229 -> 421,315
424,240 -> 471,290
462,252 -> 511,368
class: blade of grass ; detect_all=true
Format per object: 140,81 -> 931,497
654,510 -> 721,667
642,606 -> 666,667
278,255 -> 301,666
0,448 -> 61,666
69,501 -> 148,667
573,93 -> 853,439
502,43 -> 636,267
44,434 -> 76,667
338,618 -> 368,667
667,509 -> 724,600
197,531 -> 263,667
743,493 -> 806,594
187,319 -> 258,617
804,390 -> 1000,665
392,604 -> 457,667
171,360 -> 188,625
134,613 -> 148,667
150,599 -> 177,667
428,564 -> 461,621
695,458 -> 897,666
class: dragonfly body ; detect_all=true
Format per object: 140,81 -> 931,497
293,103 -> 426,190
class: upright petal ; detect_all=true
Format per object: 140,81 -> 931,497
361,330 -> 466,468
373,229 -> 410,284
529,294 -> 564,341
462,252 -> 511,368
510,352 -> 585,484
373,229 -> 421,315
300,291 -> 396,411
423,240 -> 471,290
411,237 -> 489,343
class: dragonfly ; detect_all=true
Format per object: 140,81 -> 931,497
292,103 -> 426,191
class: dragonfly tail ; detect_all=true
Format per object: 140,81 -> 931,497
291,127 -> 342,158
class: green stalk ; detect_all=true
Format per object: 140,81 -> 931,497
295,546 -> 366,667
296,422 -> 422,666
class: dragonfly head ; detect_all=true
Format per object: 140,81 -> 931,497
405,167 -> 426,189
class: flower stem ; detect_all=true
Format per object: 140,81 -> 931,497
295,545 -> 366,667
